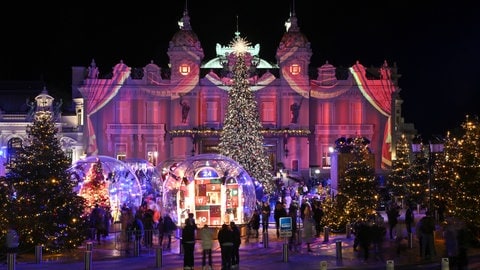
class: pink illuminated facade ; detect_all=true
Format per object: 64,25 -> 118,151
0,8 -> 416,186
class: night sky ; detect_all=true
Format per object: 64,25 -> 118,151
1,1 -> 478,139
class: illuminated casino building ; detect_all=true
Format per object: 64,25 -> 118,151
0,6 -> 416,199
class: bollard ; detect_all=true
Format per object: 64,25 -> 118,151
408,233 -> 413,249
35,245 -> 43,264
323,226 -> 329,243
320,260 -> 328,270
282,243 -> 289,262
335,240 -> 342,260
178,237 -> 184,255
86,241 -> 93,251
7,253 -> 16,270
155,247 -> 163,268
263,231 -> 269,248
441,257 -> 449,270
134,238 -> 140,256
386,260 -> 394,270
84,250 -> 92,270
346,223 -> 352,239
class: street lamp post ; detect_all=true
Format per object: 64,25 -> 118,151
413,137 -> 444,214
428,140 -> 444,214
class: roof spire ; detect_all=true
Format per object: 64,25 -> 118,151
178,0 -> 192,30
292,0 -> 296,16
235,15 -> 240,38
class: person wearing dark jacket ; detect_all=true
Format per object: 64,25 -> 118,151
230,221 -> 241,268
261,201 -> 271,234
386,203 -> 400,239
181,218 -> 196,269
288,200 -> 299,251
248,210 -> 260,239
218,223 -> 234,270
274,201 -> 287,238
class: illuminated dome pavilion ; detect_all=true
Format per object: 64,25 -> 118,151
162,153 -> 257,227
68,155 -> 142,221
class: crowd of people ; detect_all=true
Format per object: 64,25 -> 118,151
4,196 -> 475,270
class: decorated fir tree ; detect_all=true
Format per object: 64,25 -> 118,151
0,176 -> 14,237
452,115 -> 480,235
6,112 -> 87,253
407,141 -> 429,207
388,134 -> 411,200
438,132 -> 460,215
78,159 -> 111,214
339,136 -> 379,222
428,135 -> 452,218
218,35 -> 273,194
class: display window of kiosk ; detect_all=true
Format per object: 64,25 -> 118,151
178,166 -> 242,227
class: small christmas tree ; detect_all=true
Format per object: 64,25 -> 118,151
388,134 -> 411,200
452,115 -> 480,235
79,159 -> 111,214
407,141 -> 429,207
340,136 -> 379,222
6,112 -> 87,253
218,35 -> 273,194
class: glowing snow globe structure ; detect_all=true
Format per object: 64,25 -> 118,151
123,158 -> 163,212
163,154 -> 257,228
68,155 -> 142,221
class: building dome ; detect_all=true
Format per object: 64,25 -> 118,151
279,12 -> 310,48
279,31 -> 309,48
171,30 -> 201,47
162,154 -> 257,227
68,155 -> 142,221
170,9 -> 202,48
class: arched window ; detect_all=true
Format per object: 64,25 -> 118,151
7,137 -> 23,165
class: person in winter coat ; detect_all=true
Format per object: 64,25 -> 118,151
312,200 -> 324,237
181,218 -> 196,269
218,223 -> 234,270
261,201 -> 271,234
199,224 -> 214,269
160,213 -> 177,250
288,200 -> 299,251
230,221 -> 241,267
274,201 -> 287,238
386,203 -> 400,239
405,204 -> 415,235
248,209 -> 260,239
302,201 -> 315,252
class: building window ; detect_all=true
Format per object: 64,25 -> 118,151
116,143 -> 127,161
321,145 -> 333,168
146,144 -> 158,166
7,137 -> 23,165
289,64 -> 301,75
206,101 -> 218,122
261,101 -> 275,122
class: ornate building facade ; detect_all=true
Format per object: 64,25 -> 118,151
0,7 -> 416,190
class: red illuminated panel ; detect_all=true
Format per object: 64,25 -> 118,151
196,196 -> 207,206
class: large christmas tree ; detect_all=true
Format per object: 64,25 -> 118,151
6,112 -> 87,253
218,35 -> 274,194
